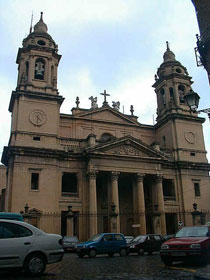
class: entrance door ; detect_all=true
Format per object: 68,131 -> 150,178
165,213 -> 177,234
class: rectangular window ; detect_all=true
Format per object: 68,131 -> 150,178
62,173 -> 77,196
33,136 -> 40,141
31,173 -> 39,190
194,182 -> 200,197
163,179 -> 176,200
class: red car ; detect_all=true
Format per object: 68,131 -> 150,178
160,225 -> 210,266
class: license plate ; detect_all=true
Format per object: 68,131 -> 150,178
171,252 -> 186,256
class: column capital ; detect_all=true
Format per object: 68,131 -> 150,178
87,170 -> 98,179
136,173 -> 145,182
156,175 -> 163,183
111,171 -> 120,181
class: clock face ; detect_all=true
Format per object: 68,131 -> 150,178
29,110 -> 46,126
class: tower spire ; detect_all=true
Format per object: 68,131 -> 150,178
166,41 -> 170,51
29,11 -> 33,34
40,11 -> 43,21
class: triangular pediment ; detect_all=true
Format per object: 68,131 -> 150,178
76,106 -> 138,125
86,135 -> 169,160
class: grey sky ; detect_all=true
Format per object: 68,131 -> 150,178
0,0 -> 210,161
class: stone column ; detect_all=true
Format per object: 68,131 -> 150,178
156,175 -> 166,234
136,173 -> 146,235
111,172 -> 120,232
88,170 -> 98,237
66,217 -> 73,236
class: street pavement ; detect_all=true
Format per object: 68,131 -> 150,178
0,252 -> 210,280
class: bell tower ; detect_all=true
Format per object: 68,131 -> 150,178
8,12 -> 64,150
153,42 -> 207,163
153,42 -> 195,121
17,12 -> 60,94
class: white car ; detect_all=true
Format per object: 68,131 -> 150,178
0,219 -> 64,276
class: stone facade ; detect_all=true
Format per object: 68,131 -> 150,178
1,14 -> 210,241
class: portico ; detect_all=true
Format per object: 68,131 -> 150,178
87,164 -> 167,236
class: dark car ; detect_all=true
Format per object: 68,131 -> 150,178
62,236 -> 79,252
127,234 -> 165,255
124,235 -> 134,243
160,225 -> 210,266
76,233 -> 127,258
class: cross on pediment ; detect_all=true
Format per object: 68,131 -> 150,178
100,90 -> 110,106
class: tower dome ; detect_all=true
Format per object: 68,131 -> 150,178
163,41 -> 176,62
34,12 -> 48,33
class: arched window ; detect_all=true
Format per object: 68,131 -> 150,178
51,65 -> 54,86
169,87 -> 174,101
34,58 -> 45,80
100,133 -> 114,143
25,61 -> 29,81
160,88 -> 166,106
178,85 -> 185,103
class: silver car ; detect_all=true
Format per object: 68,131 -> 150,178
0,219 -> 64,276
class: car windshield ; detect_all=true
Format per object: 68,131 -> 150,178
133,235 -> 147,242
88,234 -> 103,242
175,226 -> 209,238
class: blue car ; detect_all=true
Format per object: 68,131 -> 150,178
76,233 -> 127,258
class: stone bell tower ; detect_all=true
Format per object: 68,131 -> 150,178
17,12 -> 61,95
153,42 -> 207,163
3,13 -> 64,211
8,13 -> 64,151
153,42 -> 195,121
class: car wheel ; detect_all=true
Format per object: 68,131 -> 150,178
162,257 -> 172,266
119,248 -> 127,257
108,252 -> 114,257
89,249 -> 96,258
24,253 -> 46,276
138,248 -> 144,256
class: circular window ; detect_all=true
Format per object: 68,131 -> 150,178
37,40 -> 46,46
176,68 -> 182,73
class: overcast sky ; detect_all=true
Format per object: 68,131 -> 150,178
0,0 -> 210,162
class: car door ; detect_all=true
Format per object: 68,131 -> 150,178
153,235 -> 162,251
97,234 -> 113,253
0,221 -> 35,267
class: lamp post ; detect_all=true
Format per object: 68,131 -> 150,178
184,89 -> 210,119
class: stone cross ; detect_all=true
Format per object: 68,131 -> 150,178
100,90 -> 110,106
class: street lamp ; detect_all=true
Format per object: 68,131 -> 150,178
184,89 -> 210,119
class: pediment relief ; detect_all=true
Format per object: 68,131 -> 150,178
107,144 -> 145,156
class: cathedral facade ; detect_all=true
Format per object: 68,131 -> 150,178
2,14 -> 210,241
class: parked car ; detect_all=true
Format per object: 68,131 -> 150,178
0,219 -> 64,276
124,235 -> 134,243
62,236 -> 79,252
76,233 -> 127,258
127,234 -> 165,255
160,225 -> 210,266
0,212 -> 24,221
